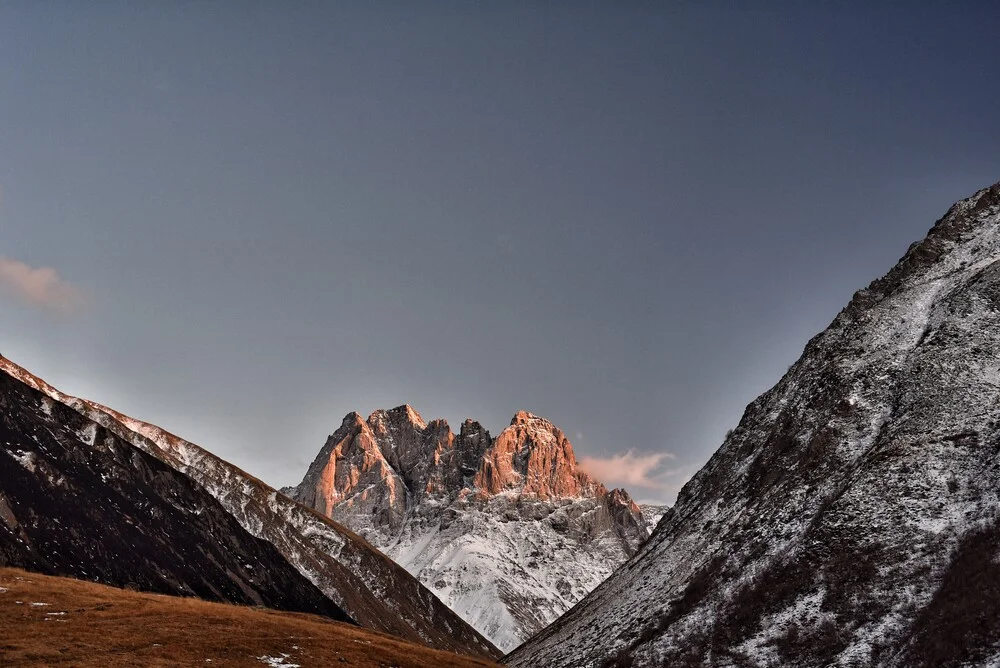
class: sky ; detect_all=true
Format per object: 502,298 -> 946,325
1,3 -> 999,504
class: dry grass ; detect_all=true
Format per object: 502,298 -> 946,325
0,568 -> 502,667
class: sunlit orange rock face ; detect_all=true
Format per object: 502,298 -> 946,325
474,411 -> 604,499
296,406 -> 636,521
295,411 -> 408,529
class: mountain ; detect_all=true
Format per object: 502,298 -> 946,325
507,181 -> 1000,668
0,362 -> 348,621
0,356 -> 499,661
639,504 -> 670,532
0,567 -> 499,668
287,406 -> 648,652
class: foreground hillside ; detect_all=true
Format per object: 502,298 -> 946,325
509,182 -> 1000,668
0,568 -> 499,667
289,407 -> 647,651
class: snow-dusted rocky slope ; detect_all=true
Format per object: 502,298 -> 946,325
0,356 -> 499,661
288,407 -> 648,652
508,182 -> 1000,668
639,504 -> 670,532
0,365 -> 349,620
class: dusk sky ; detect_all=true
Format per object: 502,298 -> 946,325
2,3 -> 999,503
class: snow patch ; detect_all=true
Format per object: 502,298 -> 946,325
9,450 -> 36,472
256,654 -> 300,667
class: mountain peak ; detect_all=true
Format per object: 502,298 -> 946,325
314,405 -> 601,502
510,410 -> 544,425
607,487 -> 641,514
459,417 -> 488,433
291,405 -> 649,650
340,411 -> 366,429
473,412 -> 601,500
368,404 -> 427,430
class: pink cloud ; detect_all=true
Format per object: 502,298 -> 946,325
0,257 -> 86,312
578,449 -> 682,491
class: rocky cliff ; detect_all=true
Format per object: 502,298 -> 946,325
290,406 -> 648,651
507,183 -> 1000,668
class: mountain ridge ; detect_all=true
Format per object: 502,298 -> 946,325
0,363 -> 350,622
507,181 -> 1000,667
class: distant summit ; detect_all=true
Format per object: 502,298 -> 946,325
288,405 -> 647,651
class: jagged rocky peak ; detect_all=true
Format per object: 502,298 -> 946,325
295,409 -> 405,526
297,407 -> 616,507
454,419 -> 492,483
457,418 -> 492,453
290,406 -> 649,651
511,408 -> 544,425
367,403 -> 428,435
608,487 -> 642,514
475,410 -> 601,499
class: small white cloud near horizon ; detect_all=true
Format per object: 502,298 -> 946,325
578,449 -> 687,496
0,256 -> 86,312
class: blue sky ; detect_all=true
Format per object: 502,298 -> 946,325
2,3 -> 999,503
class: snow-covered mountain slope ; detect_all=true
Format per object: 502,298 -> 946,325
507,181 -> 1000,668
289,407 -> 648,652
0,365 -> 349,621
639,504 -> 669,532
0,356 -> 499,661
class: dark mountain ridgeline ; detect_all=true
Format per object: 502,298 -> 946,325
0,368 -> 349,621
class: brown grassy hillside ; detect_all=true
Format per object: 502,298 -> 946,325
0,568 -> 501,667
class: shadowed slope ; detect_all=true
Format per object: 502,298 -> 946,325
0,370 -> 348,622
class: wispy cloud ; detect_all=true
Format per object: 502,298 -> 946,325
0,256 -> 86,312
579,449 -> 691,502
579,450 -> 673,488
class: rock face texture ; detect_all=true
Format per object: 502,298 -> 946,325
639,503 -> 670,532
0,356 -> 499,661
0,365 -> 349,622
507,182 -> 1000,668
290,407 -> 648,652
